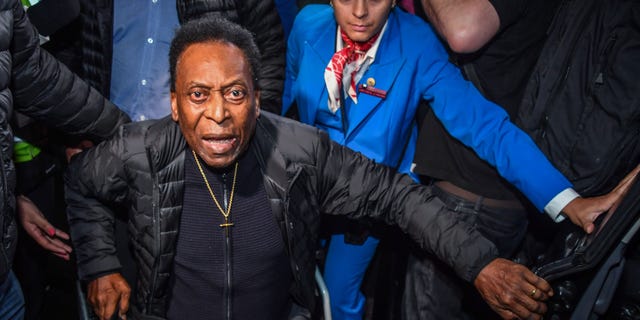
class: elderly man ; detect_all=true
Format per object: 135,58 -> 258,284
64,16 -> 626,320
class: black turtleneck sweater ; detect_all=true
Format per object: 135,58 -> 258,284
167,147 -> 292,320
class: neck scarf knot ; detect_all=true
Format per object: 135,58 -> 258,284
324,30 -> 380,113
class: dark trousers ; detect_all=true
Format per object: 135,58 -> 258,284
401,183 -> 528,320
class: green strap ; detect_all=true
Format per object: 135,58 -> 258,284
13,141 -> 41,163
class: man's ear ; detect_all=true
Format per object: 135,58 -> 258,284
170,91 -> 179,121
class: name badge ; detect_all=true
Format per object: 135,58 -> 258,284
358,83 -> 387,99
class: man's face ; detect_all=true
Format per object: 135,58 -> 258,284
171,41 -> 260,169
332,0 -> 394,43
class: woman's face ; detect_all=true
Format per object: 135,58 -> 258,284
332,0 -> 395,43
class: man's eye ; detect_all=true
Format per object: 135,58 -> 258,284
189,90 -> 208,102
224,89 -> 247,103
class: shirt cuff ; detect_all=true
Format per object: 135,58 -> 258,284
544,188 -> 581,222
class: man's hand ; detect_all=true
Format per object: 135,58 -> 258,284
17,195 -> 72,260
88,273 -> 131,320
562,164 -> 640,233
65,139 -> 94,162
474,258 -> 553,320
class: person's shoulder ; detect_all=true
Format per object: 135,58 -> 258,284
297,4 -> 332,18
293,4 -> 334,32
120,118 -> 163,137
115,117 -> 176,151
257,112 -> 329,165
258,112 -> 328,148
259,111 -> 318,136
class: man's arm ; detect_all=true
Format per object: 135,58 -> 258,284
10,0 -> 130,142
65,132 -> 130,281
421,0 -> 639,233
560,164 -> 640,233
421,0 -> 499,53
311,131 -> 552,319
65,134 -> 132,320
475,258 -> 552,319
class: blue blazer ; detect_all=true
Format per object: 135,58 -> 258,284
283,5 -> 571,211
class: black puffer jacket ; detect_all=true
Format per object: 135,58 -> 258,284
0,0 -> 130,282
66,112 -> 498,319
78,0 -> 285,114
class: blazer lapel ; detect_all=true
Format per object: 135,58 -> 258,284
345,23 -> 405,140
297,22 -> 336,124
297,10 -> 406,141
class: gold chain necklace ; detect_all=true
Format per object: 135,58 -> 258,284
192,150 -> 238,228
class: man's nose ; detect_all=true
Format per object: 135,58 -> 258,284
204,93 -> 229,123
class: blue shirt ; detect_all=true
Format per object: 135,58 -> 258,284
110,0 -> 180,121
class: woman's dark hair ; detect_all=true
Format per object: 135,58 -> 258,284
169,16 -> 262,91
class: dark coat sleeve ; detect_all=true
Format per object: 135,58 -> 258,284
311,126 -> 500,282
64,128 -> 131,280
10,0 -> 130,142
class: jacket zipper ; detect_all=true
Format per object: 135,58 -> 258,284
283,169 -> 302,283
146,148 -> 161,313
222,172 -> 232,320
537,0 -> 596,142
578,33 -> 623,194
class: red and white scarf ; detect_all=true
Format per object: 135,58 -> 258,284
324,28 -> 381,113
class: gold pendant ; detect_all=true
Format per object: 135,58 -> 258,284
192,150 -> 238,230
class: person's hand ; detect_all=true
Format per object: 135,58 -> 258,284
474,258 -> 553,320
88,273 -> 131,320
562,164 -> 640,234
17,195 -> 72,260
65,139 -> 94,163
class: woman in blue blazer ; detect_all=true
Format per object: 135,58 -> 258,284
282,1 -> 582,319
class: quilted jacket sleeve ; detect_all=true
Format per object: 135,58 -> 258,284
64,126 -> 131,280
312,126 -> 500,282
262,114 -> 500,282
10,0 -> 130,142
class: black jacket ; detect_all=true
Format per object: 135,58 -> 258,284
65,112 -> 498,319
516,0 -> 640,197
0,0 -> 129,282
77,0 -> 285,114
